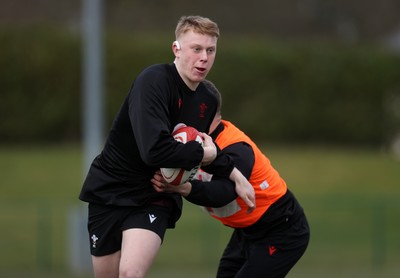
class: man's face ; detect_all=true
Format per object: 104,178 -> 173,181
174,30 -> 217,90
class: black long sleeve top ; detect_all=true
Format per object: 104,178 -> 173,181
79,63 -> 234,226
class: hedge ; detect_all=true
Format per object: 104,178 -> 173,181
1,27 -> 399,147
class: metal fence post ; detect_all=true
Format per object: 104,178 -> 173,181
68,204 -> 92,275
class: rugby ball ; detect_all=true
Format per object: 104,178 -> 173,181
160,124 -> 203,185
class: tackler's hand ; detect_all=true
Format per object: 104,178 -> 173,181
199,132 -> 217,166
151,170 -> 191,196
151,170 -> 168,193
230,167 -> 255,214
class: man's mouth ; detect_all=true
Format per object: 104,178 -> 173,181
195,67 -> 206,73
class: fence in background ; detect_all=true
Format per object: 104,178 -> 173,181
0,198 -> 399,277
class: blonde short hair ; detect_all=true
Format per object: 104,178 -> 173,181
175,15 -> 220,40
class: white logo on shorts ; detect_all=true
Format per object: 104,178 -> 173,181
149,214 -> 157,223
91,234 -> 98,248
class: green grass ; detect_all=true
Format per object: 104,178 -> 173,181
0,144 -> 399,278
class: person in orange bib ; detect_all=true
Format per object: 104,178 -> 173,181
152,80 -> 310,277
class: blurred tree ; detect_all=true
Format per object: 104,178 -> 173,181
0,0 -> 399,42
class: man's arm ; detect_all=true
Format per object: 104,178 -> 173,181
152,142 -> 255,210
200,139 -> 255,211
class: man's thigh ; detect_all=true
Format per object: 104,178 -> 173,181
119,228 -> 162,278
92,251 -> 121,278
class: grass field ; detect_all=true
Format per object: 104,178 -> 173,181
0,144 -> 399,277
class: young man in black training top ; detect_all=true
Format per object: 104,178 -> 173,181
79,16 -> 255,278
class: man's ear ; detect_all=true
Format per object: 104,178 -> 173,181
173,41 -> 181,50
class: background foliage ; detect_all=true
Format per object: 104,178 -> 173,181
1,27 -> 400,147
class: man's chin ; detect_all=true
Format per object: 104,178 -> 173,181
192,74 -> 207,83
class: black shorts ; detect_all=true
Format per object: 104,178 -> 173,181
87,201 -> 173,256
217,192 -> 310,278
217,214 -> 309,278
